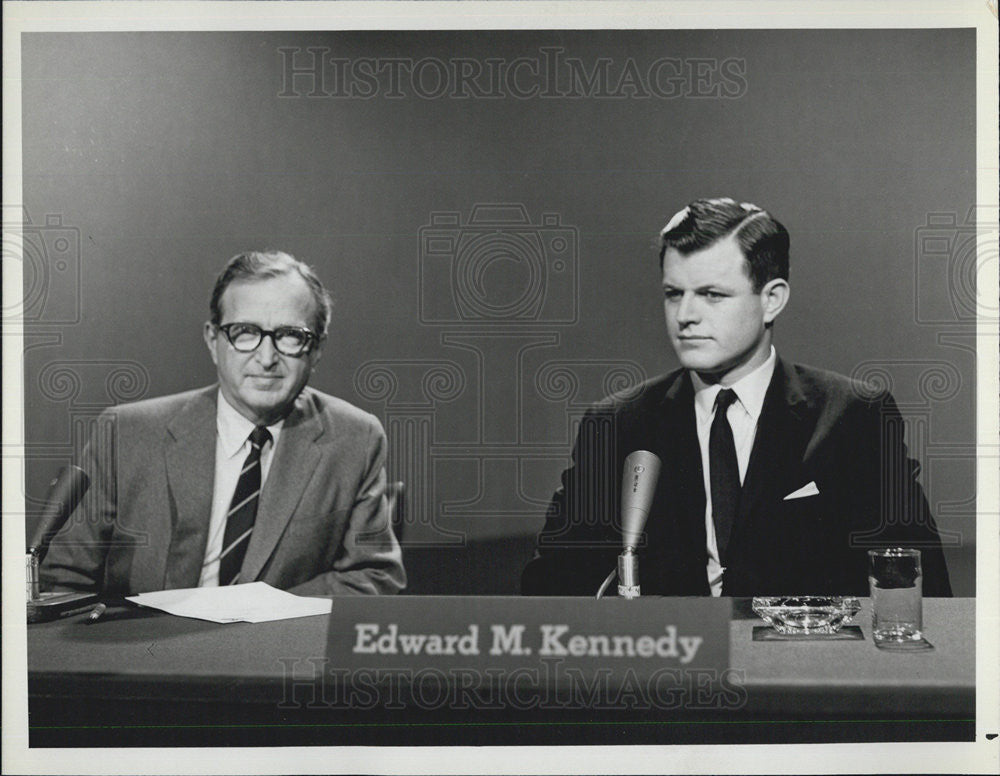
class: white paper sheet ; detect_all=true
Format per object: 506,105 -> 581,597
126,581 -> 333,623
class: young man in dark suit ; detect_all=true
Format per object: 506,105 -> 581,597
42,251 -> 405,596
522,198 -> 951,597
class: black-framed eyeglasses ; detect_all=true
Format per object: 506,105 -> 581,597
217,322 -> 318,357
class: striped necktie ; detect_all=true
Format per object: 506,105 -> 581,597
219,425 -> 271,585
710,388 -> 740,566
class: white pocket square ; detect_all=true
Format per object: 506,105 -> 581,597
783,481 -> 820,500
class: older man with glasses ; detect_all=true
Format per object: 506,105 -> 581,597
41,251 -> 405,596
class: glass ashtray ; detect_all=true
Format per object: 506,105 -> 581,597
751,596 -> 862,635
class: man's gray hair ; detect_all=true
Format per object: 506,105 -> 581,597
209,250 -> 334,338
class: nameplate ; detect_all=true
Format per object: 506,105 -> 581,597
303,597 -> 735,711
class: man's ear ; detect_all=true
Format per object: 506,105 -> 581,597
308,339 -> 324,368
203,322 -> 220,366
760,278 -> 790,324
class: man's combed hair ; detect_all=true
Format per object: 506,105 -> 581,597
210,250 -> 334,338
659,197 -> 790,291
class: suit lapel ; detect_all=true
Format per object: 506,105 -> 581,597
651,372 -> 708,572
731,359 -> 813,553
163,389 -> 218,589
239,391 -> 325,582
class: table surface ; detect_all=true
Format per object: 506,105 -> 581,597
26,596 -> 975,746
28,597 -> 974,683
730,597 -> 974,714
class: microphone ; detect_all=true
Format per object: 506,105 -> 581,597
595,450 -> 662,599
620,450 -> 661,550
617,450 -> 661,599
28,465 -> 90,558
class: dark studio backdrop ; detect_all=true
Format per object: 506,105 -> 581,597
19,29 -> 977,595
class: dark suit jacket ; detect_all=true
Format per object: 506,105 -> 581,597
41,385 -> 405,596
522,358 -> 952,597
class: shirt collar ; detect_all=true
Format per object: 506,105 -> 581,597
216,390 -> 284,460
692,346 -> 777,422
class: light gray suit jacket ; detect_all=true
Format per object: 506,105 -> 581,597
41,385 -> 405,596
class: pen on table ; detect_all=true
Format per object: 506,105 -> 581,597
86,603 -> 107,624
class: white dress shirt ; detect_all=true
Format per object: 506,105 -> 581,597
198,392 -> 283,587
692,346 -> 777,596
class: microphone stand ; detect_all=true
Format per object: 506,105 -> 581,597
594,547 -> 641,600
617,547 -> 640,598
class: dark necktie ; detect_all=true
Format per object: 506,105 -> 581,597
219,426 -> 271,585
710,388 -> 740,566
